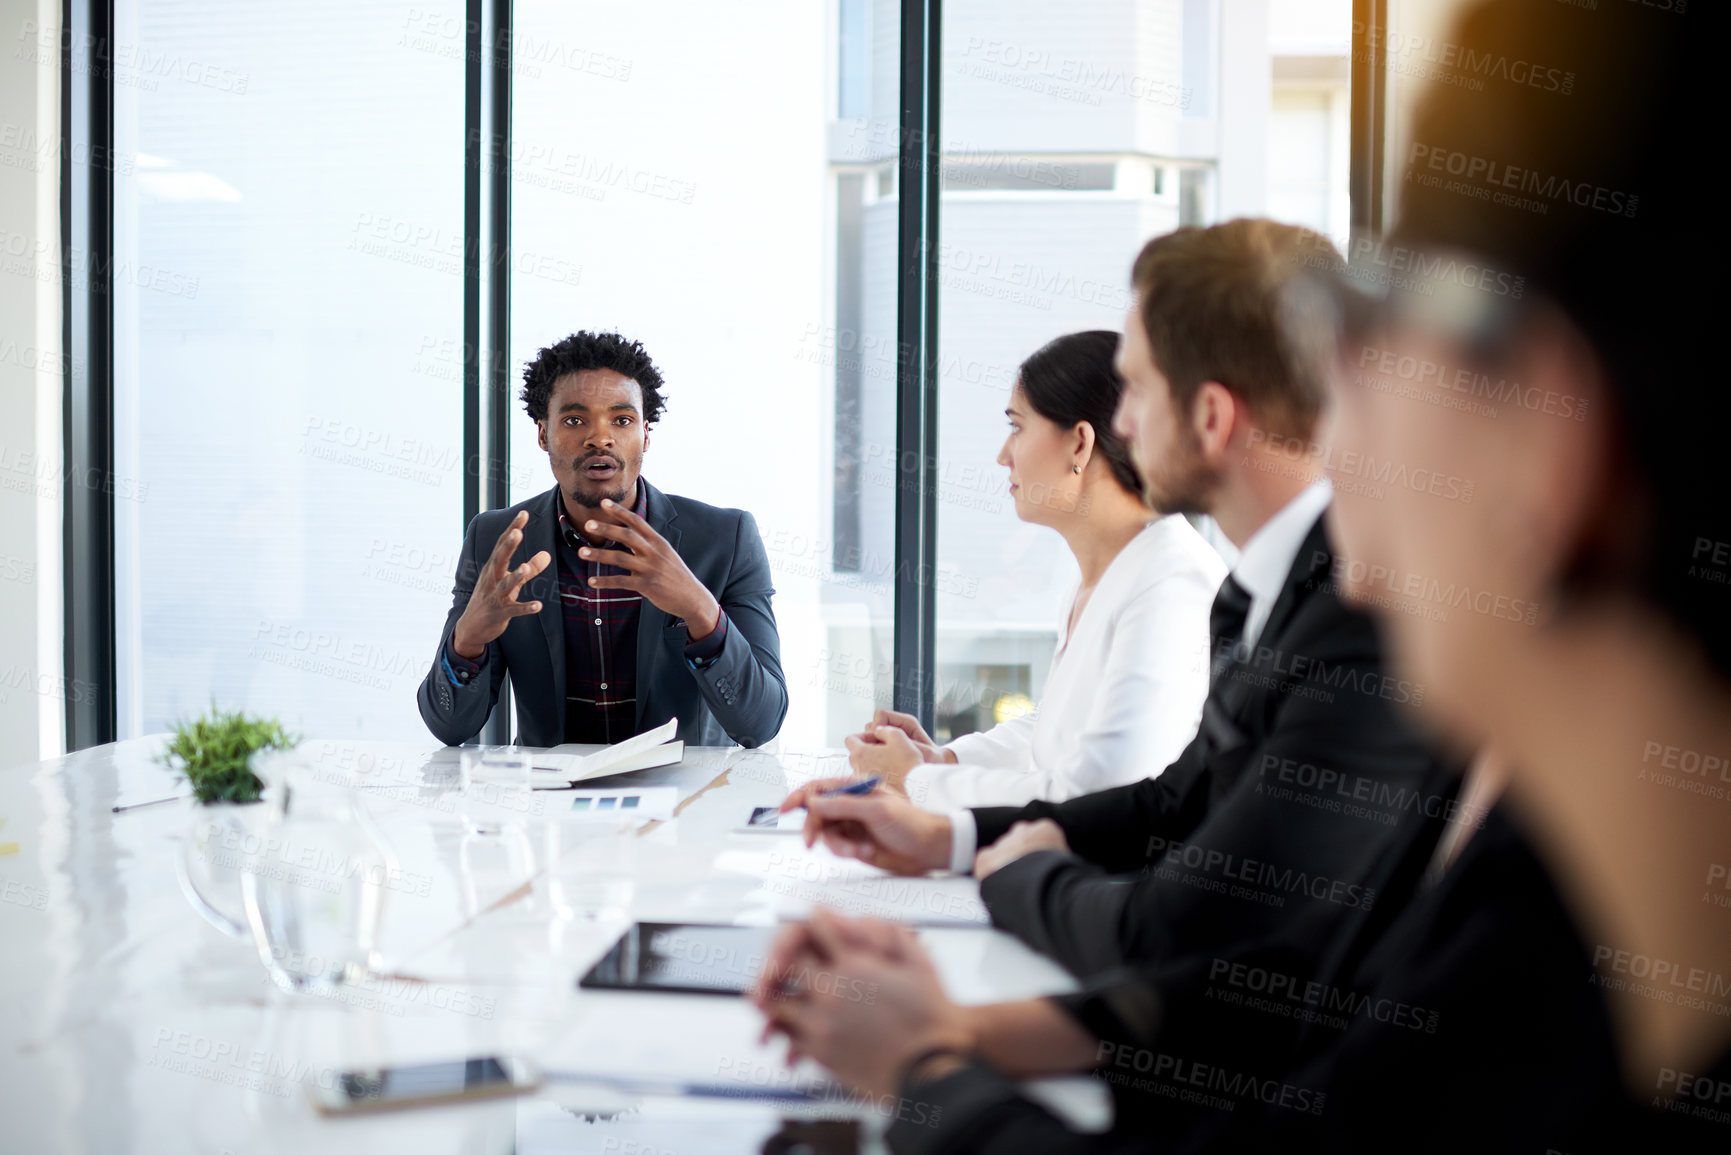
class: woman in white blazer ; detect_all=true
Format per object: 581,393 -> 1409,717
844,330 -> 1227,811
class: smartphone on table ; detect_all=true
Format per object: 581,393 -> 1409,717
308,1055 -> 540,1115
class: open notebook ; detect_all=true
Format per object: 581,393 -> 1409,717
530,717 -> 683,788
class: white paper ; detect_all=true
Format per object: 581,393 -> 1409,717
540,995 -> 833,1099
532,718 -> 681,784
714,847 -> 991,926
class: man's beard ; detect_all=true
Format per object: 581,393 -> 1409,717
569,454 -> 637,508
1138,431 -> 1218,518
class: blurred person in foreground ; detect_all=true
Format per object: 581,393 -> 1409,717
843,330 -> 1225,811
750,1 -> 1729,1151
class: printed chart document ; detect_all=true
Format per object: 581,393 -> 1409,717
532,718 -> 682,787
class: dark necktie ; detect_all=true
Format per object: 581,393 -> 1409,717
1208,575 -> 1254,683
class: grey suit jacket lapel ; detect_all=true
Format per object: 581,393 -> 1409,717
531,486 -> 566,723
634,478 -> 681,729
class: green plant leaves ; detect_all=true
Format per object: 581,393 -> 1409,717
159,704 -> 299,805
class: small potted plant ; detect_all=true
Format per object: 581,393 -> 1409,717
164,705 -> 298,938
161,704 -> 297,805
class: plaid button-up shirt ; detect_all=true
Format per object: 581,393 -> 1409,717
443,478 -> 727,743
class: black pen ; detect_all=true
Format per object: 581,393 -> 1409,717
110,795 -> 185,813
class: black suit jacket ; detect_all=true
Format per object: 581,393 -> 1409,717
1173,800 -> 1621,1155
886,803 -> 1625,1155
887,514 -> 1462,1153
416,479 -> 788,748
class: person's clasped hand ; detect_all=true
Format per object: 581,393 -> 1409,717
750,907 -> 974,1100
842,710 -> 956,794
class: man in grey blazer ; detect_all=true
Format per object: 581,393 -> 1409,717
417,331 -> 787,749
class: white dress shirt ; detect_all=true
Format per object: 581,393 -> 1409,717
934,514 -> 1228,871
945,480 -> 1335,872
1230,478 -> 1334,652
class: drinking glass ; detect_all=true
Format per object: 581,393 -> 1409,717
543,817 -> 636,926
238,755 -> 396,994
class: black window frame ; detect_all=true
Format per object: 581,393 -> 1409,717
60,0 -> 1384,750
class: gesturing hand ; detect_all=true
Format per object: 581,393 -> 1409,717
451,511 -> 550,658
578,498 -> 723,641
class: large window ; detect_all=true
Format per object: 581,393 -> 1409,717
113,0 -> 464,737
923,0 -> 1352,742
90,0 -> 1354,749
508,0 -> 898,748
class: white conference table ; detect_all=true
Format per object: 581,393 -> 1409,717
0,737 -> 1089,1155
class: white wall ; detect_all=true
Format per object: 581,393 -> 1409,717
1216,0 -> 1271,219
0,0 -> 63,768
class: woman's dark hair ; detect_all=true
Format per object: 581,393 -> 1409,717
1016,330 -> 1142,499
1392,0 -> 1726,682
520,331 -> 667,426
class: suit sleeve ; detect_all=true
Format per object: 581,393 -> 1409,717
886,1061 -> 1140,1155
416,513 -> 509,745
1008,622 -> 1448,1096
679,510 -> 788,747
970,731 -> 1214,872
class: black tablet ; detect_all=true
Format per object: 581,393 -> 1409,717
577,922 -> 775,996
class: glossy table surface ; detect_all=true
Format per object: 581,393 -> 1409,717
0,737 -> 1085,1155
